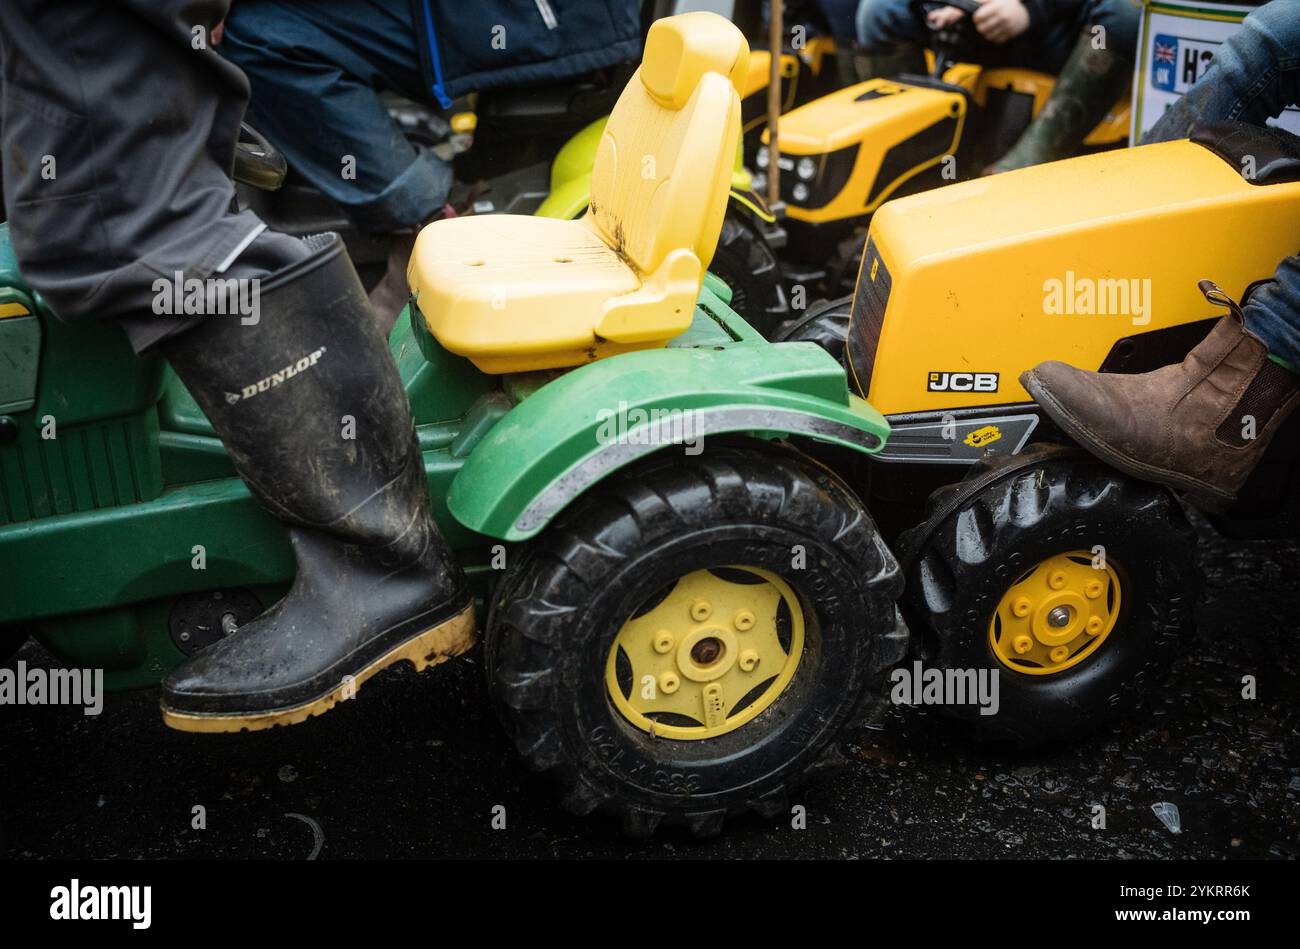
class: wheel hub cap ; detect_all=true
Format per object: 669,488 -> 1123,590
605,567 -> 805,740
988,551 -> 1121,675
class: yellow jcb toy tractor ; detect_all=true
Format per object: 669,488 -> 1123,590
755,0 -> 1130,292
781,119 -> 1300,742
737,35 -> 842,162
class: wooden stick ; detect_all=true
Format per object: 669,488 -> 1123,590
767,0 -> 783,207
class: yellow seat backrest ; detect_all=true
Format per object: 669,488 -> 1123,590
588,13 -> 748,278
404,13 -> 750,374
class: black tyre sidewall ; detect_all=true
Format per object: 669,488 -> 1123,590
775,295 -> 851,364
489,449 -> 900,821
1,626 -> 29,667
909,462 -> 1196,745
712,214 -> 785,338
563,524 -> 873,807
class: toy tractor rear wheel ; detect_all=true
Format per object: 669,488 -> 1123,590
710,213 -> 788,339
897,446 -> 1198,747
485,445 -> 905,837
825,232 -> 870,299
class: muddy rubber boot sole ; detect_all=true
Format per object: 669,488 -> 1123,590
160,603 -> 477,734
1022,370 -> 1236,506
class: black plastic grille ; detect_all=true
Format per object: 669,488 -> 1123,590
846,236 -> 891,398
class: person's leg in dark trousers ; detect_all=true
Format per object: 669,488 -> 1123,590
0,0 -> 307,352
987,0 -> 1139,173
855,0 -> 1083,79
0,0 -> 473,730
855,0 -> 930,77
220,0 -> 453,327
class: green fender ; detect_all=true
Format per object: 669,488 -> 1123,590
447,342 -> 890,542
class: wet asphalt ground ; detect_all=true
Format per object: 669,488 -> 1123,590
2,513 -> 1297,860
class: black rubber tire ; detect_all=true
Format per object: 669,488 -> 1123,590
710,213 -> 788,339
898,450 -> 1198,748
774,295 -> 851,365
825,231 -> 869,298
485,445 -> 905,837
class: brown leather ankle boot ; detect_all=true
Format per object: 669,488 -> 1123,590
1021,280 -> 1300,503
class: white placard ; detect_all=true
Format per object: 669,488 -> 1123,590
1132,0 -> 1300,141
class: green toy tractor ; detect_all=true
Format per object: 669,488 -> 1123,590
0,225 -> 907,834
1,12 -> 894,837
7,11 -> 1290,838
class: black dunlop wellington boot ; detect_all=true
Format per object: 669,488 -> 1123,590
159,233 -> 474,732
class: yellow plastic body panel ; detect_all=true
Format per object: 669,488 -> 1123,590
801,36 -> 837,77
770,78 -> 966,223
409,12 -> 747,374
742,50 -> 798,97
942,62 -> 981,92
770,64 -> 1128,228
741,50 -> 799,135
857,140 -> 1300,415
973,68 -> 1130,147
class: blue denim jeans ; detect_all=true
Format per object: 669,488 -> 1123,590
1145,0 -> 1300,369
221,0 -> 452,235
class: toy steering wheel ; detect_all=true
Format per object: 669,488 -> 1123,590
908,0 -> 982,28
907,0 -> 983,77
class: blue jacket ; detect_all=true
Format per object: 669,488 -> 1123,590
412,0 -> 643,108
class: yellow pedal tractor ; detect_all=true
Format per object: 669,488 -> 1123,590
782,120 -> 1300,743
757,0 -> 1130,292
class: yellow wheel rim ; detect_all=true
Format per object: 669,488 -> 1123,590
605,566 -> 805,741
988,551 -> 1121,676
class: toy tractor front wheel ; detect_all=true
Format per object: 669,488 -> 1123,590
485,446 -> 905,836
898,446 -> 1198,747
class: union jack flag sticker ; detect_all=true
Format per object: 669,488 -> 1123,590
1152,34 -> 1178,91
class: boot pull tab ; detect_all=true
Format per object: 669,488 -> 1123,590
1198,279 -> 1246,322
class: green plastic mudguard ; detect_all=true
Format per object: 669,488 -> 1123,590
447,340 -> 889,542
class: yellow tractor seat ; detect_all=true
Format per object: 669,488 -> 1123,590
407,12 -> 749,374
407,216 -> 641,372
